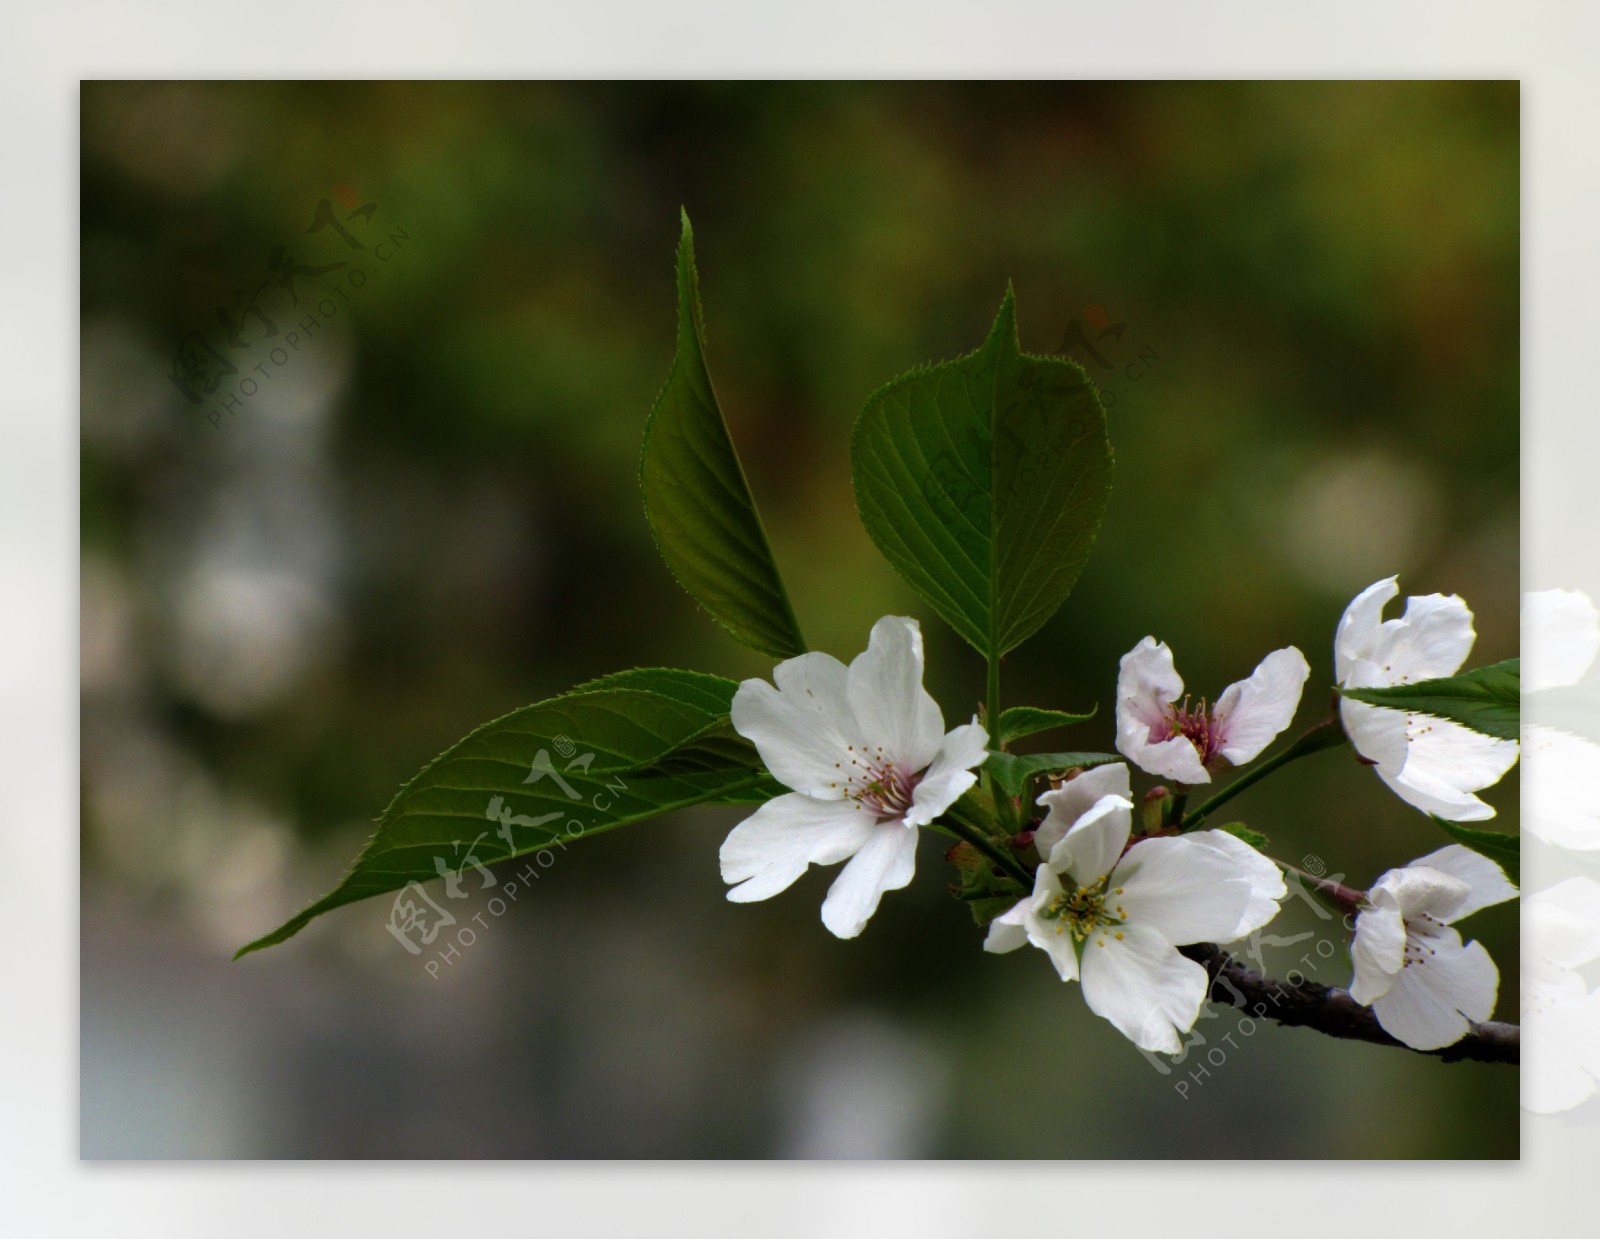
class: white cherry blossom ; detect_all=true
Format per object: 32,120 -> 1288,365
985,763 -> 1286,1054
1347,845 -> 1517,1050
722,616 -> 987,939
1335,576 -> 1519,821
1115,636 -> 1309,785
1523,877 -> 1600,1113
1523,588 -> 1600,850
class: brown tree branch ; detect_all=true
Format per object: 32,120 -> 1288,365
1180,943 -> 1520,1065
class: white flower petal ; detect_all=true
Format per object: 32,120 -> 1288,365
1131,735 -> 1213,785
1032,763 -> 1132,859
1337,654 -> 1391,694
1528,877 -> 1600,970
1371,862 -> 1474,923
1079,922 -> 1209,1055
1111,835 -> 1252,946
720,793 -> 877,903
1337,698 -> 1409,774
1375,768 -> 1494,823
1559,991 -> 1600,1088
1336,579 -> 1520,821
983,907 -> 1030,955
1348,897 -> 1407,1005
732,652 -> 859,797
1023,917 -> 1082,983
1522,1012 -> 1600,1113
846,616 -> 945,772
1522,970 -> 1600,1113
1524,724 -> 1600,850
820,821 -> 919,939
1370,929 -> 1499,1051
1366,592 -> 1477,684
1377,717 -> 1520,822
905,719 -> 988,828
1523,588 -> 1600,692
1183,830 -> 1288,939
1045,793 -> 1133,883
1335,576 -> 1399,683
1213,646 -> 1310,766
1118,636 -> 1184,725
1407,844 -> 1517,923
1116,638 -> 1210,783
1011,866 -> 1080,981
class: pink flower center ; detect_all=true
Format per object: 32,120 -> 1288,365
834,744 -> 921,819
1154,696 -> 1226,766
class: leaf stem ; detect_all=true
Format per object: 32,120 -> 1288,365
1179,716 -> 1346,830
941,816 -> 1033,888
987,654 -> 1002,752
1271,859 -> 1368,913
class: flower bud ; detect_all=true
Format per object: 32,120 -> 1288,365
1141,784 -> 1172,834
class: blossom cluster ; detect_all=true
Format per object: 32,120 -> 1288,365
718,578 -> 1521,1057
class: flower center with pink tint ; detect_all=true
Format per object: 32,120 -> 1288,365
1154,696 -> 1225,766
834,744 -> 922,819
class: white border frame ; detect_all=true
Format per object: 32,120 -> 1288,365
11,1 -> 1599,1234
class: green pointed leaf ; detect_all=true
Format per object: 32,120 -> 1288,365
1216,822 -> 1270,851
236,668 -> 779,957
851,289 -> 1113,658
1339,659 -> 1519,740
984,750 -> 1121,799
1429,815 -> 1520,887
641,211 -> 806,659
997,704 -> 1096,746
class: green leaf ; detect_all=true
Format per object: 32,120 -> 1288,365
1216,822 -> 1270,851
944,830 -> 1027,924
641,210 -> 806,659
851,288 -> 1113,659
236,668 -> 779,957
997,704 -> 1096,746
1339,659 -> 1519,741
1430,815 -> 1520,887
984,750 -> 1121,799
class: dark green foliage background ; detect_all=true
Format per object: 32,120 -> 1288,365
80,81 -> 1519,1158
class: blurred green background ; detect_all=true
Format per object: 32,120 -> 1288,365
80,81 -> 1520,1158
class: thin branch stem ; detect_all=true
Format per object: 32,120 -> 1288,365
1274,859 -> 1367,913
942,815 -> 1033,888
1180,943 -> 1519,1065
987,653 -> 1002,752
1179,716 -> 1346,830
